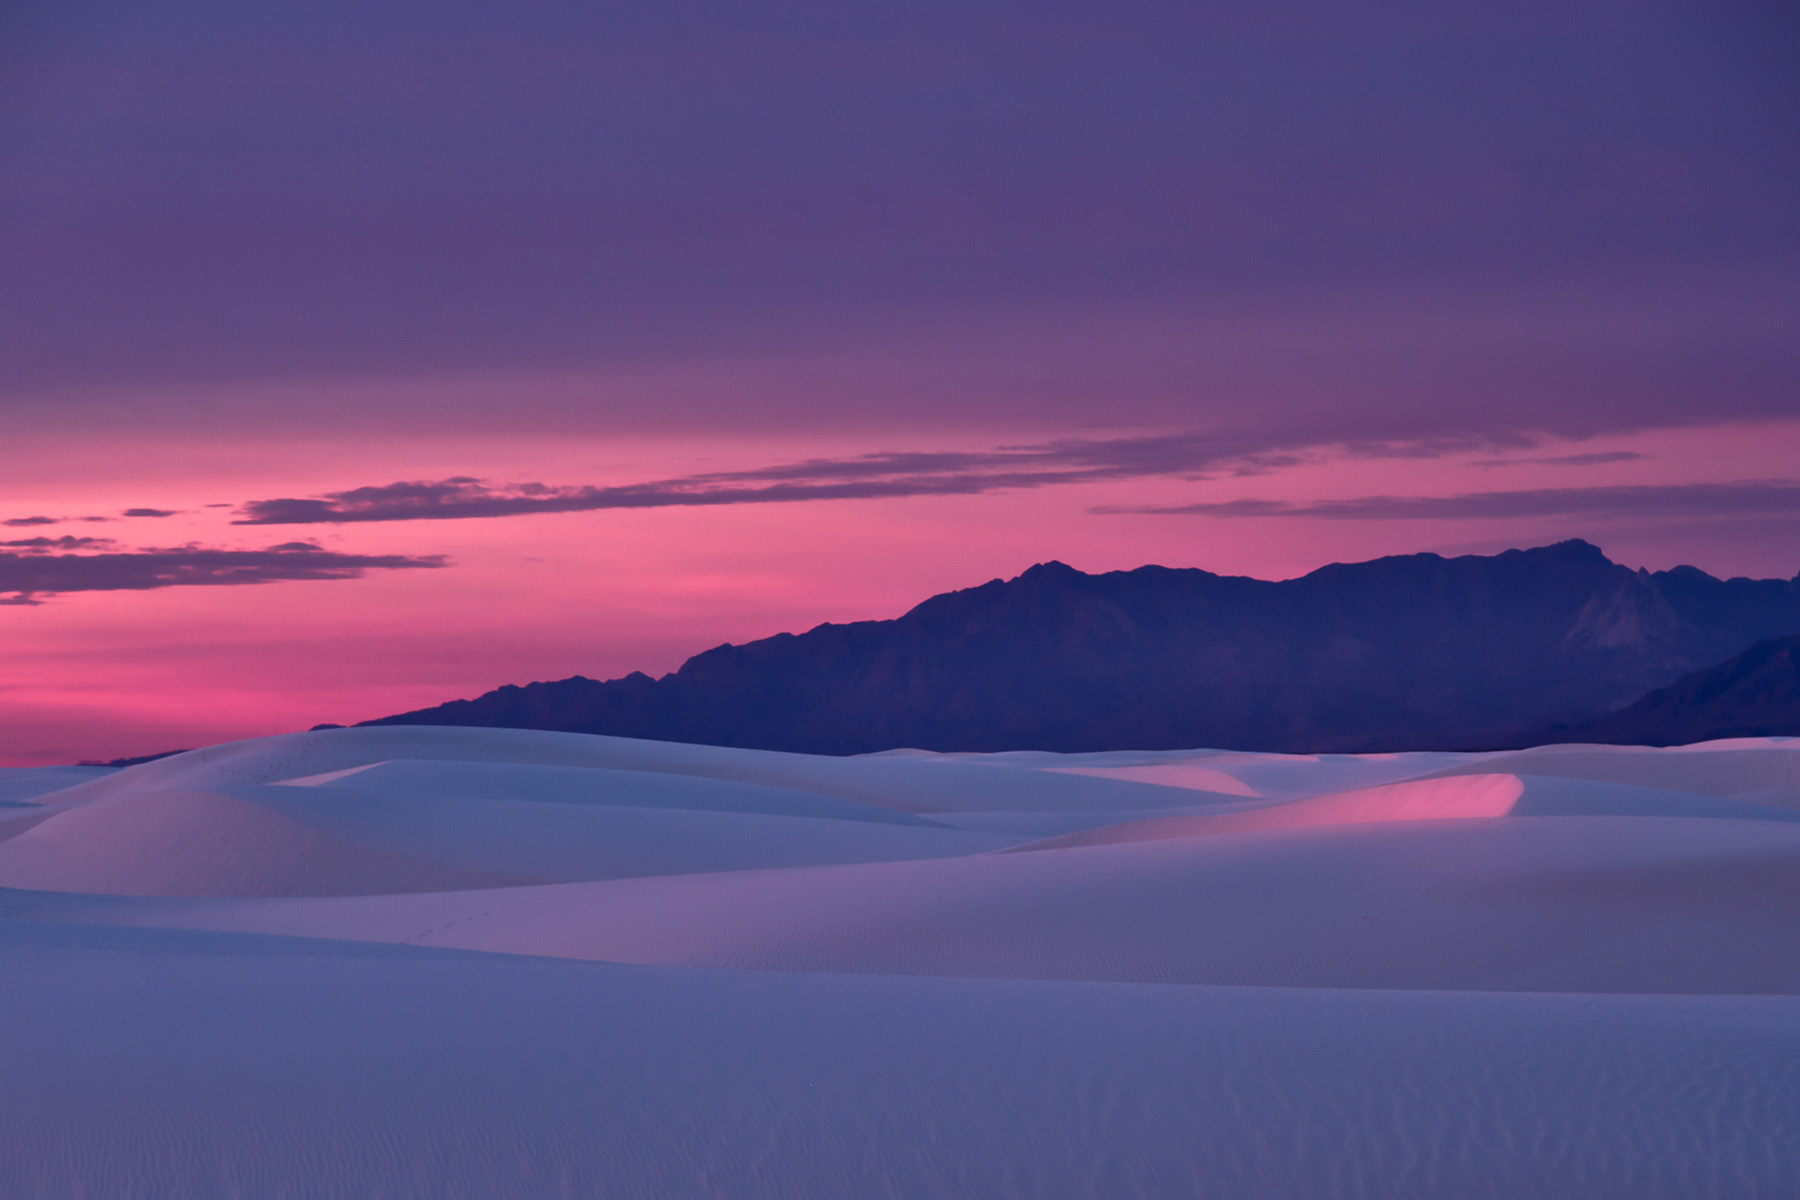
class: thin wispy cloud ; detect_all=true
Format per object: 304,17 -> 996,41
0,536 -> 117,551
121,508 -> 181,518
1531,452 -> 1645,467
1103,481 -> 1800,522
0,543 -> 446,606
1,514 -> 113,527
1472,451 -> 1646,469
233,432 -> 1520,525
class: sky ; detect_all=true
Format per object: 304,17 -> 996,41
2,0 -> 1798,764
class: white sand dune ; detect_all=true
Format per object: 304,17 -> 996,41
3,920 -> 1793,1200
1048,761 -> 1264,794
1012,772 -> 1527,847
3,725 -> 1798,1197
1012,770 -> 1800,851
110,812 -> 1800,993
36,725 -> 1213,814
1036,748 -> 1475,798
1417,742 -> 1800,809
0,764 -> 111,805
0,788 -> 524,896
270,757 -> 941,824
0,782 -> 1013,896
0,806 -> 54,845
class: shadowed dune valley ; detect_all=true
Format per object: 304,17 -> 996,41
3,725 -> 1798,1197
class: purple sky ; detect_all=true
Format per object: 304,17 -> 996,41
1,0 -> 1797,761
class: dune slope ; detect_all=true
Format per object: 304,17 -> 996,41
3,724 -> 1797,1198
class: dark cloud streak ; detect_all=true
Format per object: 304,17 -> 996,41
1472,451 -> 1646,469
1106,481 -> 1800,522
1532,452 -> 1646,468
0,543 -> 447,606
1,536 -> 115,550
0,515 -> 116,527
233,432 -> 1519,525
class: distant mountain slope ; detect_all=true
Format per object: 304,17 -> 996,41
1535,634 -> 1800,746
362,540 -> 1800,753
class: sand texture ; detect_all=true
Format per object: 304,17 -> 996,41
3,726 -> 1798,1198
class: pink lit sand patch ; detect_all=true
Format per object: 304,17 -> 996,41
1014,773 -> 1525,850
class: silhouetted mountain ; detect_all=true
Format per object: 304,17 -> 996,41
1532,634 -> 1800,746
362,541 -> 1800,753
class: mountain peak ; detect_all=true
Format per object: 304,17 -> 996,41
1528,538 -> 1611,564
362,542 -> 1800,754
1017,560 -> 1084,581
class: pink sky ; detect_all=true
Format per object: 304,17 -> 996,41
3,411 -> 1796,765
2,1 -> 1796,763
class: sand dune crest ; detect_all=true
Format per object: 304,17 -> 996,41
1011,773 -> 1525,851
0,789 -> 522,896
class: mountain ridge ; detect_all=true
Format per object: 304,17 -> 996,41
1531,633 -> 1800,746
361,540 -> 1800,753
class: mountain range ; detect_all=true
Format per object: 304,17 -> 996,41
1533,633 -> 1800,747
361,540 -> 1800,753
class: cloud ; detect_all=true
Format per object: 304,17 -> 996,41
233,432 -> 1518,525
1473,451 -> 1646,469
121,508 -> 181,518
233,472 -> 1058,525
1103,481 -> 1800,522
0,514 -> 116,527
0,543 -> 447,606
1531,452 -> 1646,467
4,0 -> 1793,461
0,536 -> 116,551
